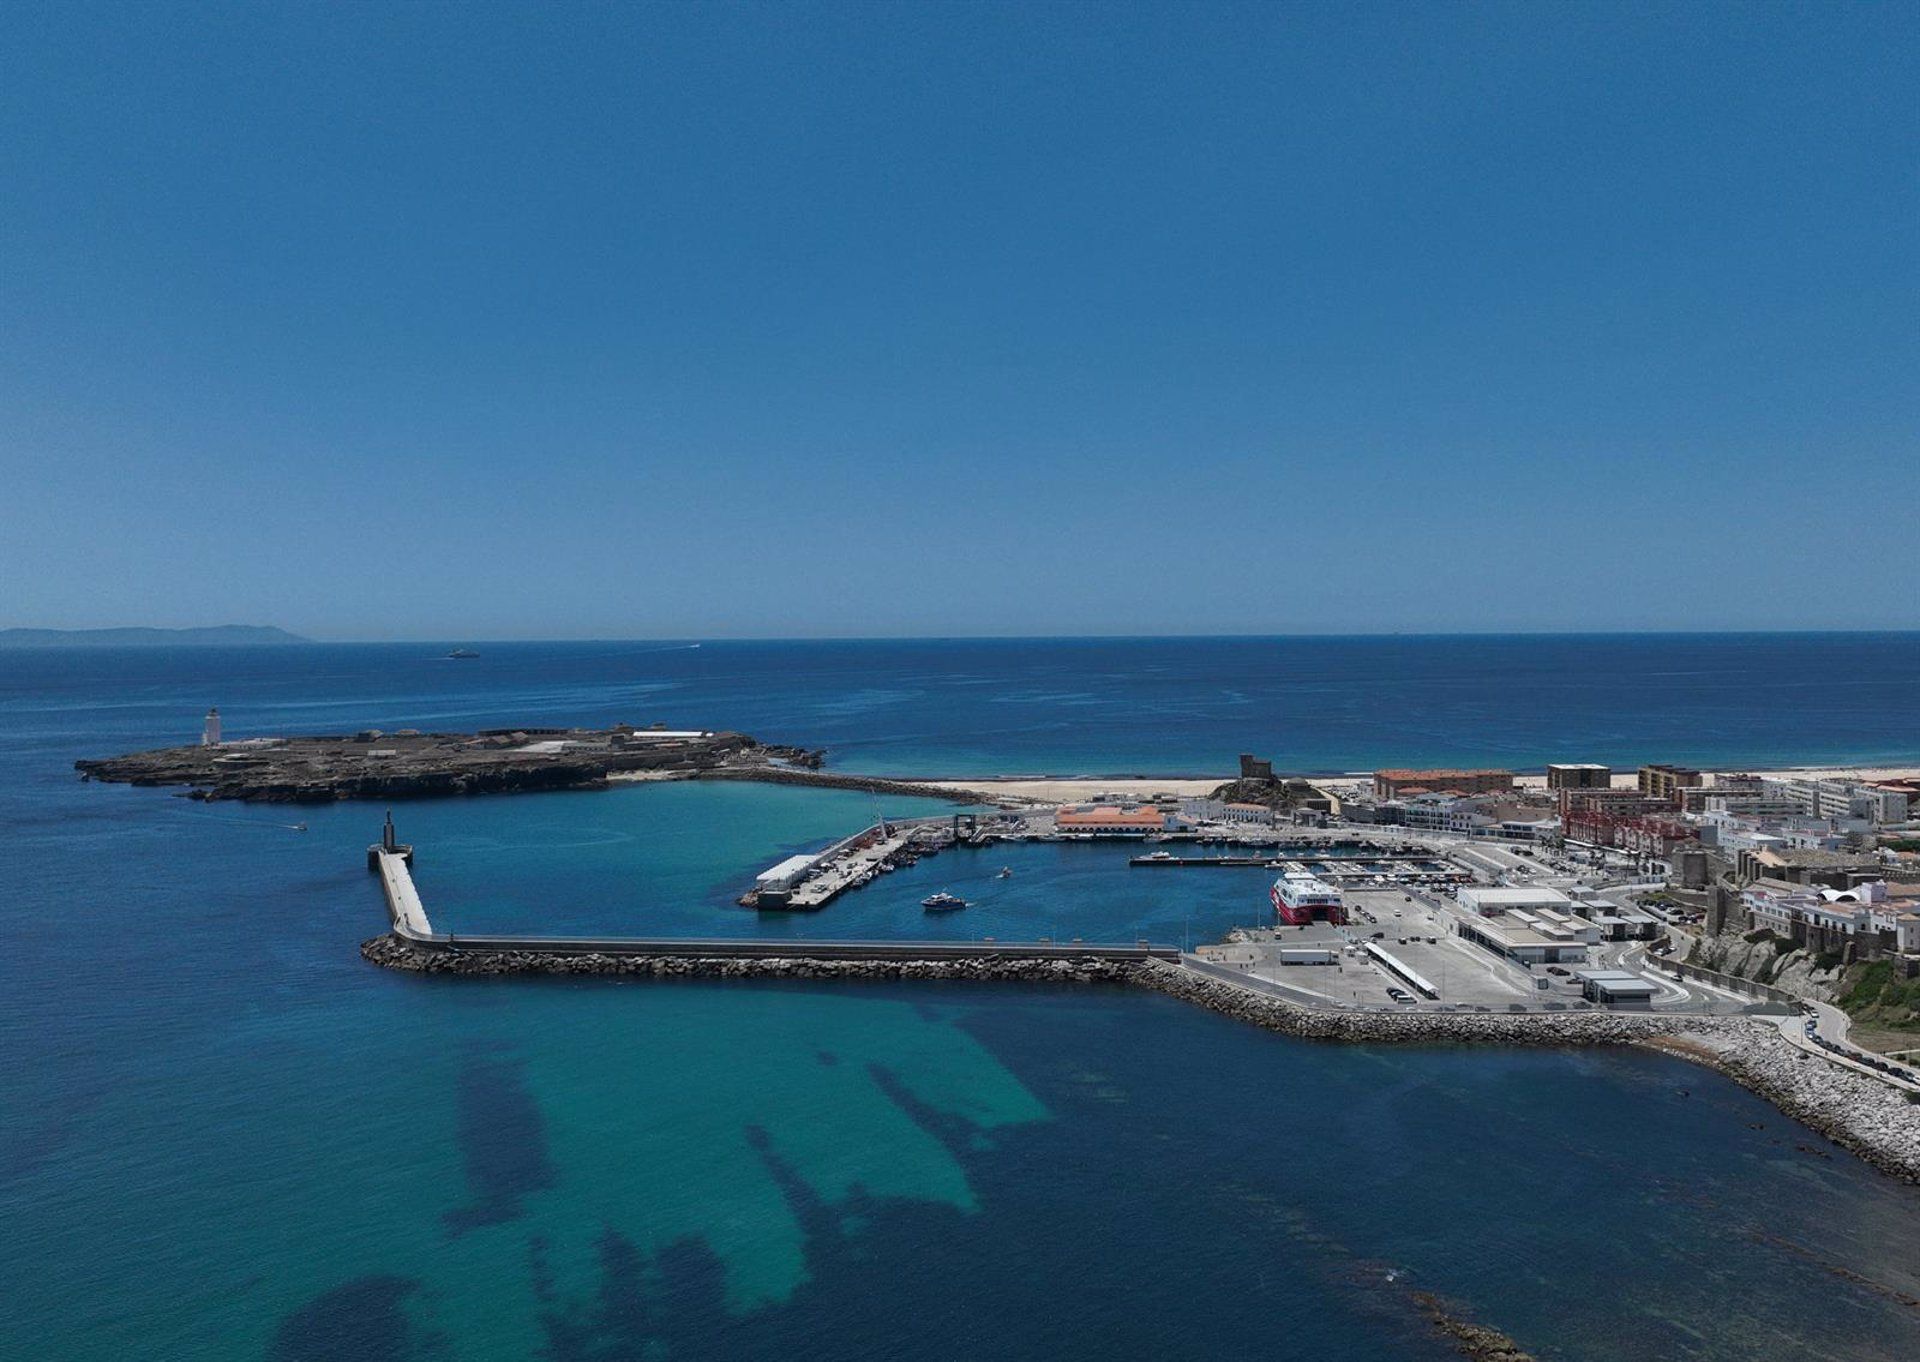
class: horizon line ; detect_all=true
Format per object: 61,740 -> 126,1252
12,625 -> 1920,645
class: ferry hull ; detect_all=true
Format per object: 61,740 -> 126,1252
1270,880 -> 1346,926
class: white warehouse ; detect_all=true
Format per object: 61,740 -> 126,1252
1457,885 -> 1574,916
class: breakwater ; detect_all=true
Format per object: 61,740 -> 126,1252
359,933 -> 1920,1183
361,933 -> 1154,981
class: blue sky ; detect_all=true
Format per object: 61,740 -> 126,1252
2,1 -> 1914,639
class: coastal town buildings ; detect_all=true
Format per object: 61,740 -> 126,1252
1547,763 -> 1611,790
1564,808 -> 1697,855
1679,775 -> 1765,814
1758,775 -> 1911,825
1735,846 -> 1888,888
1557,787 -> 1672,819
1372,769 -> 1514,800
1740,878 -> 1920,960
1639,764 -> 1704,803
1695,812 -> 1862,859
1353,792 -> 1556,840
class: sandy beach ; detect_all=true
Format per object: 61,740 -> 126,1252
924,776 -> 1225,803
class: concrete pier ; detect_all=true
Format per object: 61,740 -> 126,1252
371,848 -> 434,939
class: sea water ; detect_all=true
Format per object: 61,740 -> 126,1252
4,636 -> 1920,1360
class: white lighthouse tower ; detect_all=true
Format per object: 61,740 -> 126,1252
202,707 -> 222,747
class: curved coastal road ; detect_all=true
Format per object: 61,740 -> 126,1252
1773,1000 -> 1920,1095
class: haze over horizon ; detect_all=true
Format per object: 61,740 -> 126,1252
10,623 -> 1920,647
4,2 -> 1915,639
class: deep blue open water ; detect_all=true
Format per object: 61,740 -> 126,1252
5,635 -> 1920,1360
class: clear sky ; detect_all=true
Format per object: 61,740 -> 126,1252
2,2 -> 1914,640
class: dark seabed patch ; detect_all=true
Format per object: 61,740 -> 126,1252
443,1044 -> 556,1235
541,1229 -> 732,1362
270,1275 -> 442,1362
865,1061 -> 989,1159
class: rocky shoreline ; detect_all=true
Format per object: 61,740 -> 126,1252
1643,1028 -> 1920,1184
1138,960 -> 1920,1182
75,727 -> 821,803
360,933 -> 1920,1181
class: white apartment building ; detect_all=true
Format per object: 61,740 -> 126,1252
1760,776 -> 1910,825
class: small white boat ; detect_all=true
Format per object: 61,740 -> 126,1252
996,867 -> 1013,879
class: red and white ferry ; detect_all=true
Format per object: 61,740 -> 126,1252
1270,871 -> 1346,926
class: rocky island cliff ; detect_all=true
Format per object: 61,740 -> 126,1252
76,724 -> 823,803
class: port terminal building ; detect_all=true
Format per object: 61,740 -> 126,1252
1456,909 -> 1598,966
1457,885 -> 1575,916
1573,969 -> 1659,1009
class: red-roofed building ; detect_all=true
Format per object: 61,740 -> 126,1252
1054,804 -> 1166,834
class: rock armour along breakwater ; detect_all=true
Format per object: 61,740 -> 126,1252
358,934 -> 1920,1182
1646,1029 -> 1920,1187
359,933 -> 1144,984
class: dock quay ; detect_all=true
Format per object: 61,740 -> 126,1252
746,814 -> 987,910
1129,850 -> 1465,885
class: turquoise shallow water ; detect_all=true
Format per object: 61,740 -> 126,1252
6,639 -> 1920,1359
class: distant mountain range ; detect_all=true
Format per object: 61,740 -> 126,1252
0,626 -> 311,648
